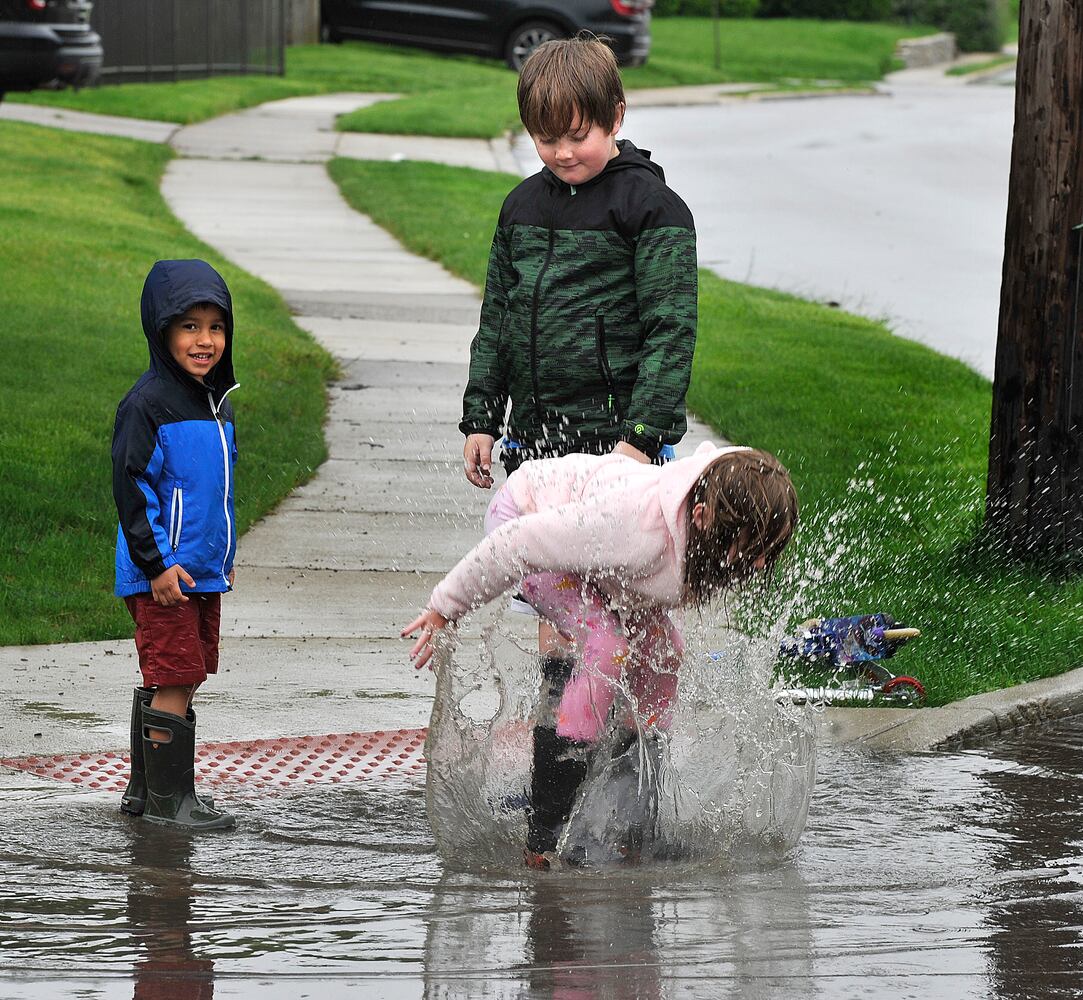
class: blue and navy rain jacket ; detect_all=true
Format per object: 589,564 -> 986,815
112,259 -> 239,597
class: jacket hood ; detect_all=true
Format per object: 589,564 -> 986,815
657,442 -> 752,546
140,259 -> 236,400
541,138 -> 665,191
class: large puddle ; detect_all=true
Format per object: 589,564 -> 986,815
3,706 -> 1082,998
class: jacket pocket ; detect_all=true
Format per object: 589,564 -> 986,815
168,484 -> 184,552
594,314 -> 625,424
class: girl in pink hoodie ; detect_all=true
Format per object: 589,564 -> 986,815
403,442 -> 797,867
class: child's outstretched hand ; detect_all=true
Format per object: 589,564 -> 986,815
401,608 -> 450,670
151,564 -> 196,606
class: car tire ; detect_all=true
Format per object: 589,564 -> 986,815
320,22 -> 343,44
504,20 -> 565,71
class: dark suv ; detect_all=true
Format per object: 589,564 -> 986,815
0,0 -> 101,99
320,0 -> 651,70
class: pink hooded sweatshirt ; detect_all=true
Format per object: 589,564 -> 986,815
429,442 -> 748,621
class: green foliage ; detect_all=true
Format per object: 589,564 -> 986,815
0,123 -> 335,644
758,0 -> 893,18
901,0 -> 1004,51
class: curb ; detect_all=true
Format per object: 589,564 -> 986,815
824,664 -> 1083,751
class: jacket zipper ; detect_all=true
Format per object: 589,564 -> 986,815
209,384 -> 239,585
595,314 -> 624,423
530,195 -> 557,426
169,486 -> 183,551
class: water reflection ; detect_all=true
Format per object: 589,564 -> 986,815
976,725 -> 1083,1000
126,826 -> 215,1000
422,864 -> 814,1000
525,880 -> 661,1000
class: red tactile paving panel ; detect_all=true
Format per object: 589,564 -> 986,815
0,728 -> 428,793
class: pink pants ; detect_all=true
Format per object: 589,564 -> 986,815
486,487 -> 683,744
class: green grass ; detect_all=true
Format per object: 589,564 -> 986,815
946,55 -> 1014,77
13,18 -> 930,137
327,157 -> 1083,706
340,18 -> 927,136
626,17 -> 925,86
0,122 -> 336,645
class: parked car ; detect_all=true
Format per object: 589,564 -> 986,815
320,0 -> 651,70
0,0 -> 101,99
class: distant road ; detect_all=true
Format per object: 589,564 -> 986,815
516,74 -> 1016,378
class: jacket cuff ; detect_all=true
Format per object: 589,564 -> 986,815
620,421 -> 664,459
140,552 -> 176,581
428,592 -> 463,622
459,420 -> 500,439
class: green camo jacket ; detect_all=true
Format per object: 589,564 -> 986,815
460,139 -> 697,458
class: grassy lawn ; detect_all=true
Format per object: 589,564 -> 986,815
328,157 -> 1083,706
0,122 -> 335,646
13,18 -> 930,138
946,55 -> 1014,77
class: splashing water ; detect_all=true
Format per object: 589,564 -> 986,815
424,605 -> 817,873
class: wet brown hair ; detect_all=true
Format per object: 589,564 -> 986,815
517,34 -> 625,139
682,449 -> 799,606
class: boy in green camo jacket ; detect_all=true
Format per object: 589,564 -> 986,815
456,35 -> 697,860
460,33 -> 697,487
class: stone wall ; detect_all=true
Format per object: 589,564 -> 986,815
895,32 -> 957,68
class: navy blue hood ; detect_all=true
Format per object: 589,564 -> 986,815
140,259 -> 236,401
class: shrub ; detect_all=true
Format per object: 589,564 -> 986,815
757,0 -> 892,17
900,0 -> 1004,51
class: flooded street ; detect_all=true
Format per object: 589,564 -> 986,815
3,716 -> 1082,999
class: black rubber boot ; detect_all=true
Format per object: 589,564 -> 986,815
525,655 -> 586,863
526,726 -> 588,855
184,706 -> 214,810
120,686 -> 154,815
141,705 -> 235,831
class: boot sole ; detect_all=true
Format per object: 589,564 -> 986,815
142,812 -> 236,832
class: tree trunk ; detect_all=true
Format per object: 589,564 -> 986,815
986,0 -> 1083,556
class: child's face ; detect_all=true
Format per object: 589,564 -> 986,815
166,304 -> 227,383
531,108 -> 622,187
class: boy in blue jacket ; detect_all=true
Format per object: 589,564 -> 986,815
112,259 -> 239,831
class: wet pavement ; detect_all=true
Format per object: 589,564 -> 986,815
3,714 -> 1082,999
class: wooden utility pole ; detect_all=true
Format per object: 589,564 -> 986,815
986,1 -> 1083,556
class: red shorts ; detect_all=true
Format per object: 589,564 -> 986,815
124,593 -> 222,688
